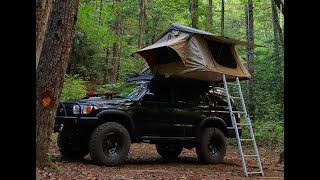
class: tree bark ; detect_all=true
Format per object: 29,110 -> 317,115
221,0 -> 225,35
36,0 -> 54,68
36,0 -> 79,168
103,48 -> 110,84
138,0 -> 146,49
110,0 -> 123,83
273,0 -> 284,15
206,0 -> 213,32
272,1 -> 284,50
189,0 -> 198,28
272,0 -> 280,93
246,0 -> 255,120
151,13 -> 160,43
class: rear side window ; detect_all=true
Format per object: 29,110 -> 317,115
206,40 -> 237,69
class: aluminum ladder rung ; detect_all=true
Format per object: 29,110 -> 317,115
230,96 -> 242,99
237,123 -> 250,126
243,155 -> 258,157
222,74 -> 264,177
232,111 -> 246,114
226,82 -> 238,85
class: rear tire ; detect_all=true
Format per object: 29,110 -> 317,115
89,122 -> 131,166
156,144 -> 183,160
196,128 -> 226,164
57,131 -> 88,160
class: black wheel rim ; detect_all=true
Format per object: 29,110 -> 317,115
208,136 -> 221,157
102,132 -> 120,157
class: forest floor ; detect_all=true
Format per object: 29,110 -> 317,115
37,141 -> 284,180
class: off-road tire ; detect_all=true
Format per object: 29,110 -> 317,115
196,128 -> 226,164
89,122 -> 131,166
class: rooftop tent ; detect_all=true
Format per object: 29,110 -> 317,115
133,23 -> 255,82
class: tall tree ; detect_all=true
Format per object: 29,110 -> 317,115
273,0 -> 284,15
110,0 -> 123,83
138,0 -> 146,49
36,0 -> 54,68
271,0 -> 283,115
221,0 -> 225,35
246,0 -> 255,120
189,0 -> 198,28
206,0 -> 213,32
272,0 -> 284,50
150,11 -> 161,44
36,0 -> 79,167
103,48 -> 111,84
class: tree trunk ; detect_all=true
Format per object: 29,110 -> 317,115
110,0 -> 123,84
151,13 -> 160,43
36,0 -> 79,168
272,2 -> 284,51
138,0 -> 146,49
271,0 -> 280,102
36,0 -> 54,68
246,0 -> 255,120
103,48 -> 110,84
273,0 -> 284,15
189,0 -> 198,28
206,0 -> 213,32
221,0 -> 225,35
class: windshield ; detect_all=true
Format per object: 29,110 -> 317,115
113,81 -> 149,100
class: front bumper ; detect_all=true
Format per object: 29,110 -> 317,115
54,116 -> 99,132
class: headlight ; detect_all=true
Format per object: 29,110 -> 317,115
73,105 -> 80,114
73,105 -> 94,115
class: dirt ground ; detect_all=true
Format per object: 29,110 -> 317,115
37,142 -> 284,180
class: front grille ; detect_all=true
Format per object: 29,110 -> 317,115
56,103 -> 77,116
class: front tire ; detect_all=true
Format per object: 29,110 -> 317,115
89,122 -> 131,166
57,131 -> 88,160
156,144 -> 183,160
196,128 -> 226,164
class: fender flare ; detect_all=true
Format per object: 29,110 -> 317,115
197,116 -> 228,138
96,109 -> 136,136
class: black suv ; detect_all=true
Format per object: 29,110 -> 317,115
54,75 -> 241,166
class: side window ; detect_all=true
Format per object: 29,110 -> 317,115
174,90 -> 201,106
199,94 -> 209,106
205,92 -> 215,106
149,87 -> 171,103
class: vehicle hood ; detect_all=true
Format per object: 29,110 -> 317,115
64,97 -> 134,109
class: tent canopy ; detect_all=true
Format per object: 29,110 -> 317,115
133,23 -> 254,82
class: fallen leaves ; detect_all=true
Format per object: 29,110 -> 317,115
37,143 -> 284,180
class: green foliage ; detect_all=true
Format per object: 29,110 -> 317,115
61,74 -> 87,101
254,120 -> 284,151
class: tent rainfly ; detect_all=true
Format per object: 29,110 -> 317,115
132,23 -> 257,82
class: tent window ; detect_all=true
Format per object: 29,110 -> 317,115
206,40 -> 237,69
156,47 -> 181,65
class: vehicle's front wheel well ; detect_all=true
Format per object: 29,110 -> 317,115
97,114 -> 134,140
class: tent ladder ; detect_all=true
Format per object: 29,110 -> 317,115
222,74 -> 264,177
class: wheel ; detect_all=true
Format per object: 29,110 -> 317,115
196,128 -> 226,164
57,131 -> 88,160
89,122 -> 131,166
156,144 -> 183,160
